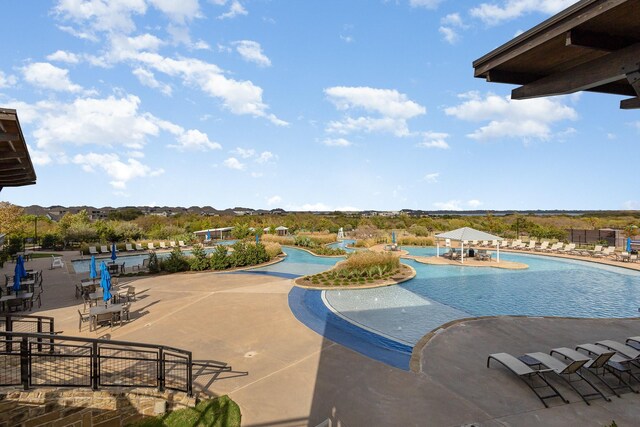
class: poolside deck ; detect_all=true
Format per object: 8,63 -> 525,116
406,254 -> 529,269
2,251 -> 640,426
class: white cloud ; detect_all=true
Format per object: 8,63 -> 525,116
53,0 -> 147,35
468,199 -> 482,208
256,151 -> 276,163
324,86 -> 425,137
233,40 -> 271,67
266,195 -> 282,206
286,202 -> 359,212
170,129 -> 222,151
0,71 -> 17,88
28,145 -> 53,166
72,152 -> 164,189
217,0 -> 248,20
434,200 -> 462,210
439,26 -> 459,44
132,67 -> 172,95
322,138 -> 352,147
250,172 -> 263,178
223,157 -> 245,170
470,0 -> 579,25
622,200 -> 640,210
340,35 -> 354,43
46,50 -> 80,64
441,13 -> 464,26
22,62 -> 84,93
445,91 -> 577,141
147,0 -> 201,23
232,147 -> 256,158
417,131 -> 450,149
424,172 -> 439,183
409,0 -> 444,9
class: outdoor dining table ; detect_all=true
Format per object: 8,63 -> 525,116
89,303 -> 124,331
0,292 -> 33,312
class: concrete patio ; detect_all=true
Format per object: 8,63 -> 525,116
1,252 -> 639,426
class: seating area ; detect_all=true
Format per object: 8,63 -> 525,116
488,337 -> 640,407
85,241 -> 189,256
1,269 -> 45,312
76,278 -> 136,332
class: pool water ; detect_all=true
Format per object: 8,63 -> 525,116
248,246 -> 343,276
328,239 -> 357,253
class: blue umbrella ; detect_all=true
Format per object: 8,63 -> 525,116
89,256 -> 97,280
111,243 -> 117,262
100,262 -> 112,303
206,230 -> 211,241
392,231 -> 396,244
16,255 -> 27,278
255,233 -> 260,243
13,262 -> 22,292
627,238 -> 632,253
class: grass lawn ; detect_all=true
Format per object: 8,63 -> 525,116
29,252 -> 63,259
129,395 -> 241,427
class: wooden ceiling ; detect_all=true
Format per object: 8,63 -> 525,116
473,0 -> 640,109
0,108 -> 36,191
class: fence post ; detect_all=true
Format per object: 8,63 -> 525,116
92,342 -> 99,390
20,336 -> 29,390
37,318 -> 42,353
158,348 -> 165,392
48,319 -> 54,353
187,352 -> 193,396
6,315 -> 12,353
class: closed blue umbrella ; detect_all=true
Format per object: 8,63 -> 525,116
100,262 -> 112,303
627,238 -> 632,253
90,256 -> 97,280
255,233 -> 260,243
206,230 -> 211,241
16,255 -> 27,278
13,262 -> 22,292
111,243 -> 117,262
392,231 -> 396,244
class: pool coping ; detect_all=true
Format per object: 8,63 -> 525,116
409,314 -> 640,373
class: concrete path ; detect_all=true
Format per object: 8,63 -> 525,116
2,252 -> 640,426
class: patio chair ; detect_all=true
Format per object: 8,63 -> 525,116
100,245 -> 109,254
147,242 -> 155,250
170,241 -> 176,248
51,255 -> 64,270
614,251 -> 630,262
551,347 -> 636,396
487,352 -> 568,407
159,241 -> 167,249
179,241 -> 187,248
78,310 -> 90,332
89,246 -> 99,255
500,240 -> 510,248
28,289 -> 42,311
522,352 -> 609,404
126,286 -> 136,302
135,243 -> 144,251
125,243 -> 135,252
132,259 -> 149,272
94,312 -> 114,330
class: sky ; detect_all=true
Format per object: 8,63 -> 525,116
0,0 -> 638,211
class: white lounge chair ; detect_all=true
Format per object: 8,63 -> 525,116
535,241 -> 549,252
558,243 -> 576,254
550,242 -> 565,253
170,241 -> 176,248
100,245 -> 109,254
178,241 -> 187,248
500,240 -> 510,248
159,242 -> 167,249
147,242 -> 155,250
523,241 -> 536,251
89,246 -> 99,255
583,245 -> 602,257
51,255 -> 64,270
125,243 -> 135,252
135,243 -> 144,251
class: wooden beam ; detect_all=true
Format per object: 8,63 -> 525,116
0,152 -> 24,160
620,97 -> 640,109
628,70 -> 640,96
486,70 -> 543,85
0,133 -> 20,142
512,42 -> 640,99
565,29 -> 637,52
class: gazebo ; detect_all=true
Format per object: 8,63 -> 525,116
435,227 -> 503,263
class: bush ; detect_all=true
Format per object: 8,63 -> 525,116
7,237 -> 23,255
397,236 -> 434,246
309,246 -> 346,256
189,244 -> 209,271
261,234 -> 295,245
209,246 -> 231,270
162,247 -> 190,273
263,242 -> 282,259
337,251 -> 400,279
148,251 -> 160,273
41,233 -> 62,250
228,242 -> 270,267
353,238 -> 376,248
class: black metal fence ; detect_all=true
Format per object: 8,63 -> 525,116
0,331 -> 195,395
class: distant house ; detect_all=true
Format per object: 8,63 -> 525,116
275,226 -> 289,236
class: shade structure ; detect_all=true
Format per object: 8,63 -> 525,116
100,262 -> 112,302
111,243 -> 117,262
435,227 -> 503,263
89,256 -> 97,280
0,108 -> 37,191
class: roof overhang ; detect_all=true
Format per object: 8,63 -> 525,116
0,108 -> 37,190
473,0 -> 640,109
435,227 -> 503,242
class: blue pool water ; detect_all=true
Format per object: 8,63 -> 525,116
328,239 -> 357,253
248,246 -> 342,276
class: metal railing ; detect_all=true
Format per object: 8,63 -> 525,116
0,332 -> 199,395
0,314 -> 55,352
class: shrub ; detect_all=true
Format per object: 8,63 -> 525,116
261,234 -> 294,245
263,242 -> 282,259
41,233 -> 62,250
309,246 -> 346,256
209,246 -> 230,270
148,251 -> 160,273
353,238 -> 376,248
162,247 -> 190,273
397,236 -> 434,246
337,251 -> 401,280
189,244 -> 209,271
228,242 -> 270,267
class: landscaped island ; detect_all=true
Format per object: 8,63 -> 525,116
295,251 -> 414,289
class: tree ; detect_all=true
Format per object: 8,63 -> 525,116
0,202 -> 25,236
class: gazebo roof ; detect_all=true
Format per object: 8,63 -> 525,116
275,226 -> 288,231
435,227 -> 502,242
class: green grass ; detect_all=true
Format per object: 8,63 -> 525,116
129,396 -> 241,427
29,252 -> 63,259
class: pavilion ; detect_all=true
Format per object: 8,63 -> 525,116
435,227 -> 503,263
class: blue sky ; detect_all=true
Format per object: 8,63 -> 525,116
1,0 -> 638,211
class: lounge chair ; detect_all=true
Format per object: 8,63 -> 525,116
535,241 -> 549,252
147,242 -> 155,250
596,340 -> 640,361
170,241 -> 176,248
125,243 -> 135,252
100,245 -> 109,254
159,242 -> 167,249
523,241 -> 536,251
487,352 -> 568,407
178,241 -> 187,248
135,243 -> 144,251
500,240 -> 510,248
89,246 -> 99,255
50,255 -> 64,270
582,245 -> 602,257
523,352 -> 609,404
551,347 -> 637,396
614,251 -> 630,262
576,343 -> 640,383
558,243 -> 576,254
470,240 -> 478,246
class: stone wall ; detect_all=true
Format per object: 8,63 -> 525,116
0,388 -> 196,427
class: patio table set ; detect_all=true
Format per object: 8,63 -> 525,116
1,256 -> 43,312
